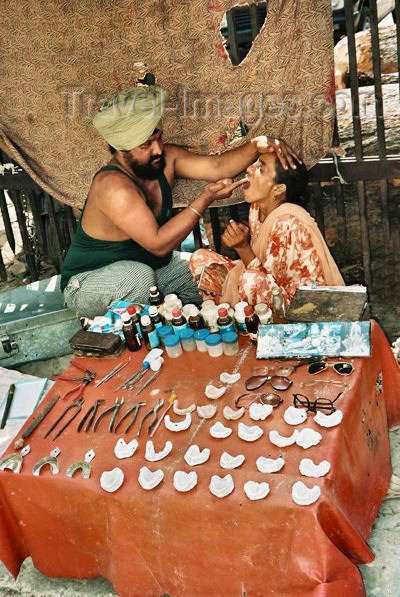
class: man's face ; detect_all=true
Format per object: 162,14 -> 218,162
125,130 -> 165,180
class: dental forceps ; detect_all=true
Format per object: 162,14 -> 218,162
58,361 -> 96,401
77,399 -> 105,432
93,397 -> 124,432
44,397 -> 84,440
113,401 -> 147,434
137,399 -> 164,437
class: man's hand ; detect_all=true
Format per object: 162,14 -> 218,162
222,220 -> 249,249
202,178 -> 247,205
252,136 -> 301,170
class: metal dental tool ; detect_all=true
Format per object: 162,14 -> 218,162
133,370 -> 161,396
22,395 -> 60,439
44,397 -> 84,440
94,361 -> 129,387
93,397 -> 124,432
137,398 -> 164,437
113,401 -> 147,434
77,399 -> 105,432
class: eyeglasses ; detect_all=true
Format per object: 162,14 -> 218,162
293,392 -> 343,414
252,358 -> 320,378
245,374 -> 292,392
308,361 -> 353,376
235,392 -> 283,409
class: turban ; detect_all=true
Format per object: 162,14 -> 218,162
92,85 -> 168,150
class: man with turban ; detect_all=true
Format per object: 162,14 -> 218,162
61,84 -> 298,318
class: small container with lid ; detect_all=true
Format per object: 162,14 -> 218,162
254,303 -> 273,324
164,294 -> 182,309
157,324 -> 174,344
221,331 -> 239,355
205,333 -> 223,357
163,334 -> 183,358
194,328 -> 210,352
219,302 -> 235,319
178,328 -> 196,352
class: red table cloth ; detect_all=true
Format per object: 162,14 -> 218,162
0,321 -> 399,596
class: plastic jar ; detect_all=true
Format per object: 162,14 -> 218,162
205,333 -> 223,357
178,327 -> 196,352
194,328 -> 210,352
157,325 -> 174,344
255,303 -> 273,324
182,303 -> 197,319
221,331 -> 239,355
201,305 -> 219,332
163,334 -> 183,358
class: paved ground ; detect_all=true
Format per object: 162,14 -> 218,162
0,356 -> 399,596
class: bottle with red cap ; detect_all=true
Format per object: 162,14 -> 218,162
244,305 -> 260,342
171,308 -> 188,334
217,307 -> 235,334
127,305 -> 142,338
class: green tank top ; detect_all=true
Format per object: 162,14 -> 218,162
60,165 -> 173,291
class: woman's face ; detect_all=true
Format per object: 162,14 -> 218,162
242,153 -> 280,205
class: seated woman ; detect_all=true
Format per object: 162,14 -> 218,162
189,153 -> 344,309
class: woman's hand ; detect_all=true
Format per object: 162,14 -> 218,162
251,136 -> 301,170
202,178 -> 247,205
222,220 -> 249,249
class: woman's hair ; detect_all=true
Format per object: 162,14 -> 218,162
108,144 -> 117,155
274,157 -> 309,206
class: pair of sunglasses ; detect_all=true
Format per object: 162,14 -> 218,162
293,391 -> 343,414
308,361 -> 353,376
246,374 -> 292,392
235,392 -> 283,409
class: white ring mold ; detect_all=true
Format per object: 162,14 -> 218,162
205,384 -> 227,400
269,430 -> 298,447
138,466 -> 164,490
164,413 -> 192,432
223,405 -> 244,420
173,400 -> 196,415
295,428 -> 322,449
220,452 -> 245,470
314,410 -> 343,428
209,474 -> 234,498
238,423 -> 264,442
256,456 -> 285,473
114,438 -> 138,459
210,421 -> 232,438
299,458 -> 331,478
220,372 -> 241,385
244,480 -> 270,501
173,470 -> 198,492
249,403 -> 273,421
184,445 -> 210,466
145,440 -> 173,462
197,404 -> 217,419
292,480 -> 321,505
100,467 -> 124,493
283,406 -> 307,426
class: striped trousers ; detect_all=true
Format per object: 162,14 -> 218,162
63,252 -> 201,319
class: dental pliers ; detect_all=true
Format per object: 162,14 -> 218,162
44,397 -> 84,440
58,361 -> 96,402
137,398 -> 164,437
93,397 -> 124,432
77,399 -> 105,432
113,401 -> 147,434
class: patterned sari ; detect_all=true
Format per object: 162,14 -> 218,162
189,203 -> 344,308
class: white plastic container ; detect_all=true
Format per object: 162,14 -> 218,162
205,333 -> 223,357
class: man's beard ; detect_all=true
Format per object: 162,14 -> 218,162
126,151 -> 166,180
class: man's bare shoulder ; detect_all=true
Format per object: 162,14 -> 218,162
90,169 -> 146,213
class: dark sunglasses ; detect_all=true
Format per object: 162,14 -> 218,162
293,391 -> 343,414
308,361 -> 353,376
235,392 -> 283,409
245,374 -> 292,392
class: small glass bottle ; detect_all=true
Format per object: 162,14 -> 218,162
179,327 -> 196,352
127,305 -> 142,338
121,312 -> 142,352
171,308 -> 188,334
163,334 -> 183,358
149,285 -> 164,307
148,305 -> 164,330
234,301 -> 249,336
201,303 -> 219,332
217,307 -> 235,334
254,303 -> 273,325
244,305 -> 260,342
157,324 -> 174,345
221,331 -> 239,355
194,328 -> 210,352
140,315 -> 160,350
205,333 -> 223,357
271,287 -> 286,324
188,306 -> 206,331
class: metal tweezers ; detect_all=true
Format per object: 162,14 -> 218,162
137,398 -> 164,437
44,397 -> 84,440
93,398 -> 124,432
113,401 -> 146,434
77,399 -> 105,432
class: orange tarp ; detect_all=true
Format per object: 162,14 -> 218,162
0,321 -> 399,596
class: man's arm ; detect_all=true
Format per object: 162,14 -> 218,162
98,176 -> 245,257
170,136 -> 299,182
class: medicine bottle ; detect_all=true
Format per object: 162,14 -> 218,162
217,308 -> 235,334
141,315 -> 160,350
271,288 -> 286,324
234,301 -> 249,335
121,312 -> 142,352
254,303 -> 272,325
171,308 -> 188,334
149,285 -> 164,307
179,328 -> 196,352
127,305 -> 142,338
149,305 -> 164,330
221,331 -> 239,355
188,306 -> 206,331
163,334 -> 183,358
244,306 -> 260,342
205,333 -> 223,357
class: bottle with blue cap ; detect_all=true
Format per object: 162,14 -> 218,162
163,334 -> 183,358
205,333 -> 223,357
179,327 -> 196,352
221,331 -> 239,355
